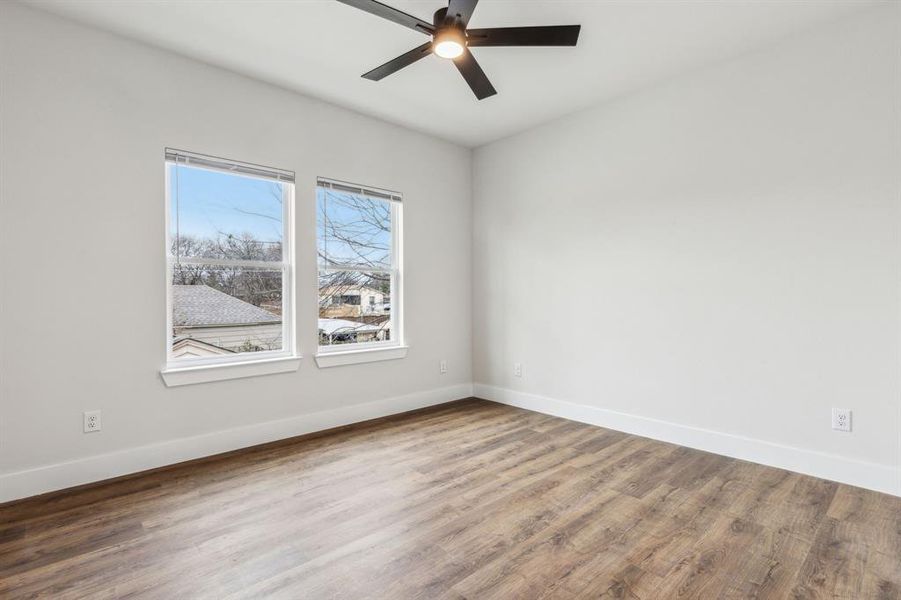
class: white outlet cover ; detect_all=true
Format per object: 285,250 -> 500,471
831,408 -> 851,432
514,363 -> 522,377
84,410 -> 102,433
440,360 -> 447,374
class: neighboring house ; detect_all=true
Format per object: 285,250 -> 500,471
318,317 -> 389,345
319,285 -> 389,319
171,337 -> 234,359
172,285 -> 282,356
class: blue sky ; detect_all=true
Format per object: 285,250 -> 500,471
169,164 -> 392,267
317,188 -> 391,269
169,164 -> 283,244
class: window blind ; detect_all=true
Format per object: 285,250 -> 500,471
165,148 -> 294,183
317,177 -> 402,202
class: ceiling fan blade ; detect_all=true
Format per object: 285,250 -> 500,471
453,49 -> 496,100
336,0 -> 434,35
466,25 -> 581,47
446,0 -> 479,27
362,42 -> 433,81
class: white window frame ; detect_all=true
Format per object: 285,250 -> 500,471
161,149 -> 298,385
315,178 -> 405,367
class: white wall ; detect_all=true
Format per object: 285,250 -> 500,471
473,5 -> 901,495
0,3 -> 472,501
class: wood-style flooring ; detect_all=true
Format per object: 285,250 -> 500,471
1,398 -> 899,599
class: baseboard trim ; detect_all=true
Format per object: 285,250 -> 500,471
474,383 -> 901,498
0,383 -> 474,503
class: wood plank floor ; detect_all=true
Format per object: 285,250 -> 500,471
1,398 -> 899,599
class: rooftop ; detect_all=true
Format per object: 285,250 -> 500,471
318,318 -> 384,336
172,285 -> 281,327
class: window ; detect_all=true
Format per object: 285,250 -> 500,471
165,149 -> 295,370
317,178 -> 402,352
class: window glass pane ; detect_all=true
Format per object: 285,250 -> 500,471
317,188 -> 391,269
319,271 -> 390,346
171,265 -> 283,357
169,163 -> 283,262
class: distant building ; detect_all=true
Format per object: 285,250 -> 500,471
319,284 -> 389,320
171,285 -> 282,358
172,284 -> 390,357
171,336 -> 234,359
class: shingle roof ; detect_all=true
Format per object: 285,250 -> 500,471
172,285 -> 281,327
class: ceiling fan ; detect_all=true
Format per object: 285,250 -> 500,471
336,0 -> 581,100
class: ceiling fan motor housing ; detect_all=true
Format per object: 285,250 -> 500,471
432,7 -> 467,57
435,9 -> 465,35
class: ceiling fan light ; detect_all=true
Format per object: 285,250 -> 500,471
433,29 -> 465,59
434,40 -> 464,59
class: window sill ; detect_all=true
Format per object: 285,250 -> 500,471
315,345 -> 408,368
161,355 -> 302,387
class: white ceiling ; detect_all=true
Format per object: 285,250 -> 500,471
24,0 -> 876,147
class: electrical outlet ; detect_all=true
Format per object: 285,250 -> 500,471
832,408 -> 851,432
514,363 -> 522,377
83,410 -> 102,433
439,359 -> 447,374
